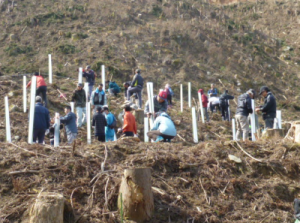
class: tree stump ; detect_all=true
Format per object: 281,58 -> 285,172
133,109 -> 144,124
118,168 -> 154,222
29,192 -> 64,223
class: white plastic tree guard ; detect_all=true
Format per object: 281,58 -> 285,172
28,76 -> 37,144
102,65 -> 105,92
180,84 -> 183,112
192,107 -> 198,143
5,96 -> 11,143
54,113 -> 60,147
232,118 -> 236,141
147,82 -> 154,129
273,118 -> 278,129
48,54 -> 52,84
228,100 -> 231,121
87,102 -> 91,144
251,99 -> 256,141
78,67 -> 83,84
144,117 -> 149,142
276,110 -> 282,129
188,82 -> 191,108
70,102 -> 74,113
23,76 -> 26,113
84,82 -> 89,101
198,92 -> 205,123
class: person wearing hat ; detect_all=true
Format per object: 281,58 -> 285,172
235,89 -> 256,141
118,105 -> 137,137
127,69 -> 144,108
102,106 -> 116,141
33,96 -> 50,144
219,90 -> 234,121
82,65 -> 95,99
90,83 -> 107,114
144,90 -> 168,118
71,83 -> 86,127
255,86 -> 277,129
27,72 -> 48,107
58,105 -> 77,144
147,112 -> 177,142
92,106 -> 107,142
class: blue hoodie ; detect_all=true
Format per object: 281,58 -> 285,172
105,112 -> 115,141
151,112 -> 176,136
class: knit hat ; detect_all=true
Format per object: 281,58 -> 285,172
158,90 -> 167,100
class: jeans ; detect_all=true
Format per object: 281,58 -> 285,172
88,85 -> 94,100
221,105 -> 229,121
76,106 -> 86,127
235,115 -> 249,141
36,86 -> 47,107
127,86 -> 142,108
203,107 -> 209,122
147,130 -> 174,142
67,132 -> 77,144
33,129 -> 46,144
264,118 -> 274,129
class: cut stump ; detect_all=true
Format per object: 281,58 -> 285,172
29,192 -> 64,223
118,168 -> 154,222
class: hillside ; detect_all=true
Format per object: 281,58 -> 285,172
1,0 -> 300,222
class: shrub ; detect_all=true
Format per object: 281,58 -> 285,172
57,44 -> 75,54
5,43 -> 33,56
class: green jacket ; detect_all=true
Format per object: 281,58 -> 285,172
71,89 -> 86,107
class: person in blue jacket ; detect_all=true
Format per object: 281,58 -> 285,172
102,106 -> 116,142
33,96 -> 50,144
147,112 -> 176,142
59,105 -> 78,144
106,80 -> 120,96
207,83 -> 218,98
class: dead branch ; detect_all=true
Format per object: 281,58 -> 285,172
9,142 -> 48,157
177,134 -> 186,142
232,142 -> 263,163
199,177 -> 210,205
104,177 -> 110,211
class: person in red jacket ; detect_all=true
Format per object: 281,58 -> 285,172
27,72 -> 48,107
119,105 -> 137,137
198,89 -> 209,122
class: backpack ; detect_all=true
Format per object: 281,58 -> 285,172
109,115 -> 117,129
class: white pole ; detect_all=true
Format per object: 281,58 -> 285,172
198,92 -> 205,123
188,82 -> 191,108
180,84 -> 183,112
78,67 -> 83,84
48,54 -> 52,84
232,118 -> 236,141
54,113 -> 60,147
144,117 -> 149,142
70,102 -> 74,113
23,76 -> 27,113
251,99 -> 256,141
28,76 -> 37,144
87,102 -> 91,144
84,82 -> 89,101
228,100 -> 231,121
5,96 -> 11,143
102,65 -> 105,92
147,82 -> 154,129
273,118 -> 278,129
192,107 -> 198,143
276,110 -> 282,129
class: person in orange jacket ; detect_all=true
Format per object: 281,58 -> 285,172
118,105 -> 137,137
27,72 -> 48,107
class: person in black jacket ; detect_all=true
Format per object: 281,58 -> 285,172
33,96 -> 50,144
82,65 -> 95,99
235,89 -> 255,140
255,86 -> 277,129
71,83 -> 86,127
219,90 -> 234,121
92,106 -> 107,142
126,69 -> 144,108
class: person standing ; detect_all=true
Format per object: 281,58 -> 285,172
71,83 -> 86,127
33,96 -> 50,144
102,106 -> 116,142
235,89 -> 255,141
219,90 -> 234,121
119,105 -> 137,137
165,84 -> 174,106
207,83 -> 218,98
90,83 -> 106,113
127,69 -> 144,108
82,65 -> 95,99
198,89 -> 209,122
255,86 -> 277,129
27,72 -> 48,107
59,105 -> 77,144
144,90 -> 168,118
92,107 -> 107,142
147,112 -> 177,142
